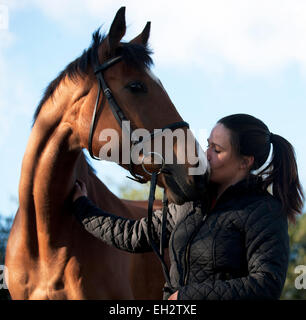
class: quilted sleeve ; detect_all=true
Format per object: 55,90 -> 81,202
178,199 -> 290,300
71,196 -> 176,253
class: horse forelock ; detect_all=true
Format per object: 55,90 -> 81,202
32,27 -> 153,127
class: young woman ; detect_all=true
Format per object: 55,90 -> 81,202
71,113 -> 304,300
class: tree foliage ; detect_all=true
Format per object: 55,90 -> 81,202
281,213 -> 306,299
0,215 -> 13,265
0,215 -> 13,300
119,182 -> 164,201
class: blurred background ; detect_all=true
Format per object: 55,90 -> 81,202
0,0 -> 305,299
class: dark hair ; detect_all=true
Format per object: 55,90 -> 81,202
218,113 -> 304,223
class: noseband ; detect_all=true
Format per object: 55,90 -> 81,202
88,54 -> 188,292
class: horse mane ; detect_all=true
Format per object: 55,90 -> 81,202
33,28 -> 153,126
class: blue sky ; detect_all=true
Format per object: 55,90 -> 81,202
0,0 -> 306,217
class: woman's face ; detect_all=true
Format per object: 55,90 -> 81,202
206,123 -> 243,187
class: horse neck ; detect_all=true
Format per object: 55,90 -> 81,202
19,94 -> 82,241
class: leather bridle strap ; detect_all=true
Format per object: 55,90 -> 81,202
88,56 -> 123,161
133,121 -> 190,146
148,172 -> 174,291
89,56 -> 147,182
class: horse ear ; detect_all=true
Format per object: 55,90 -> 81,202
130,22 -> 151,46
108,7 -> 126,55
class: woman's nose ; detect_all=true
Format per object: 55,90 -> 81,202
205,148 -> 211,162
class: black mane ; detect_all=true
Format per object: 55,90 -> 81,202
33,28 -> 153,125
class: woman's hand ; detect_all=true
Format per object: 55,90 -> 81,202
168,290 -> 178,300
72,180 -> 88,202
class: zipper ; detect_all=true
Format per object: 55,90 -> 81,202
183,214 -> 208,285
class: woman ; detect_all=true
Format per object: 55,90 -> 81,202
71,114 -> 304,300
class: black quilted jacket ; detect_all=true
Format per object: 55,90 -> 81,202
72,176 -> 289,300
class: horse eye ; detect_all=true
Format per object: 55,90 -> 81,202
126,81 -> 147,94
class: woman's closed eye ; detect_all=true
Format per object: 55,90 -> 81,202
207,143 -> 221,154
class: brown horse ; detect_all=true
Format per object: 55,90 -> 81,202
5,7 -> 208,299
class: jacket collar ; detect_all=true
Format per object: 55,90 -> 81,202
208,174 -> 267,212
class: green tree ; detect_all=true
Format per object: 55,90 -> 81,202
0,214 -> 13,300
119,182 -> 164,201
0,215 -> 13,265
281,213 -> 306,299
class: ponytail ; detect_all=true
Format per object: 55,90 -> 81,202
264,134 -> 304,223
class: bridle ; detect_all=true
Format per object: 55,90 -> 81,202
88,55 -> 189,183
88,53 -> 189,292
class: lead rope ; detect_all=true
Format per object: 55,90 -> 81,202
147,172 -> 174,291
160,191 -> 168,258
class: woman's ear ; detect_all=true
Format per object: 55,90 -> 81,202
240,155 -> 254,170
